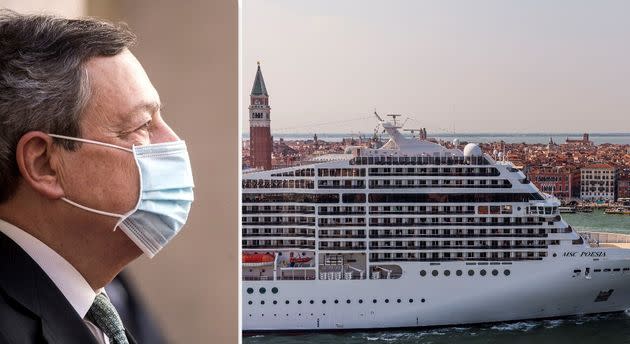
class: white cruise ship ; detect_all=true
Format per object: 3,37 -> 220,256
241,114 -> 630,332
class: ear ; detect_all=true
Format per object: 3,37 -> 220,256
15,131 -> 65,200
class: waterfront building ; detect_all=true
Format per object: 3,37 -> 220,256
580,164 -> 617,201
617,169 -> 630,201
249,62 -> 273,170
527,166 -> 580,200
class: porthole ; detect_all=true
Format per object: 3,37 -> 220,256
273,300 -> 277,305
309,300 -> 314,304
274,314 -> 277,317
272,287 -> 279,294
397,299 -> 401,303
421,298 -> 426,303
261,314 -> 264,317
322,300 -> 327,304
444,270 -> 451,276
246,288 -> 254,294
259,287 -> 266,294
420,270 -> 427,277
260,301 -> 265,305
248,301 -> 252,305
249,314 -> 252,317
480,269 -> 487,276
492,269 -> 498,276
285,300 -> 290,304
359,299 -> 363,304
334,299 -> 339,304
552,253 -> 557,257
456,270 -> 463,276
346,299 -> 351,304
310,313 -> 313,316
385,299 -> 390,303
504,269 -> 511,276
373,299 -> 377,304
409,299 -> 414,303
432,270 -> 438,277
468,270 -> 474,276
298,300 -> 302,304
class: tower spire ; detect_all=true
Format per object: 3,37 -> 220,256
251,62 -> 268,96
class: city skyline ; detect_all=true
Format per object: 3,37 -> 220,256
243,0 -> 630,134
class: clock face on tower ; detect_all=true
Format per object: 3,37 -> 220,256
255,99 -> 260,105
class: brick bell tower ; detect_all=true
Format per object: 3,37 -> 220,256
249,62 -> 272,170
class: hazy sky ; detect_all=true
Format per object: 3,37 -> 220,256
243,0 -> 629,134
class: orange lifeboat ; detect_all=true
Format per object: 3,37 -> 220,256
242,253 -> 275,267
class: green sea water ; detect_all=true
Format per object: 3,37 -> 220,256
243,211 -> 630,344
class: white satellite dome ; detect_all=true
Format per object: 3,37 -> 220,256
463,143 -> 482,157
452,138 -> 460,146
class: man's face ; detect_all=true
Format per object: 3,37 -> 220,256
55,49 -> 179,228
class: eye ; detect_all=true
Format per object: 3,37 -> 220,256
137,120 -> 152,132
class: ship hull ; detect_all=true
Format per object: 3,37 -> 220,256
243,256 -> 630,331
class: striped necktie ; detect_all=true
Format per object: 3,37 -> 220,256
86,293 -> 129,344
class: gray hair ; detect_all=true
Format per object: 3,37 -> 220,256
0,10 -> 136,203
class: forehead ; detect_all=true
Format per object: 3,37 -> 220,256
82,49 -> 160,126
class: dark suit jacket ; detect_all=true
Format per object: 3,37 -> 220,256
0,231 -> 137,344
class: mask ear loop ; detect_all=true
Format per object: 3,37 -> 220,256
48,134 -> 133,153
49,133 -> 137,230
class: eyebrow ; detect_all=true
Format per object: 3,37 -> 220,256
114,101 -> 162,132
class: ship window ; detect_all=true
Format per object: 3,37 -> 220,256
480,269 -> 487,276
614,268 -> 621,272
247,288 -> 254,294
272,287 -> 278,294
285,300 -> 289,304
432,270 -> 438,277
261,301 -> 265,305
594,269 -> 602,272
397,299 -> 401,303
373,299 -> 378,303
322,300 -> 326,304
248,301 -> 252,305
297,300 -> 302,304
421,298 -> 426,303
504,269 -> 511,276
420,270 -> 427,277
456,270 -> 463,276
346,299 -> 351,304
385,299 -> 390,303
492,269 -> 499,276
409,299 -> 414,303
259,287 -> 266,294
468,270 -> 475,276
309,300 -> 314,304
334,299 -> 339,304
444,270 -> 451,276
359,299 -> 363,304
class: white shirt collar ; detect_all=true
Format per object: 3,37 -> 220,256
0,218 -> 102,318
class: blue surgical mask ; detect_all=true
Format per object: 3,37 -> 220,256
48,134 -> 195,258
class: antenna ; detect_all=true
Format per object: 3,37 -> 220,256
386,114 -> 402,127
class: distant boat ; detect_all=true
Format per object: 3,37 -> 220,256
605,207 -> 630,215
559,206 -> 576,213
577,206 -> 593,213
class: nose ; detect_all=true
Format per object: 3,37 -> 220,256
153,118 -> 180,143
